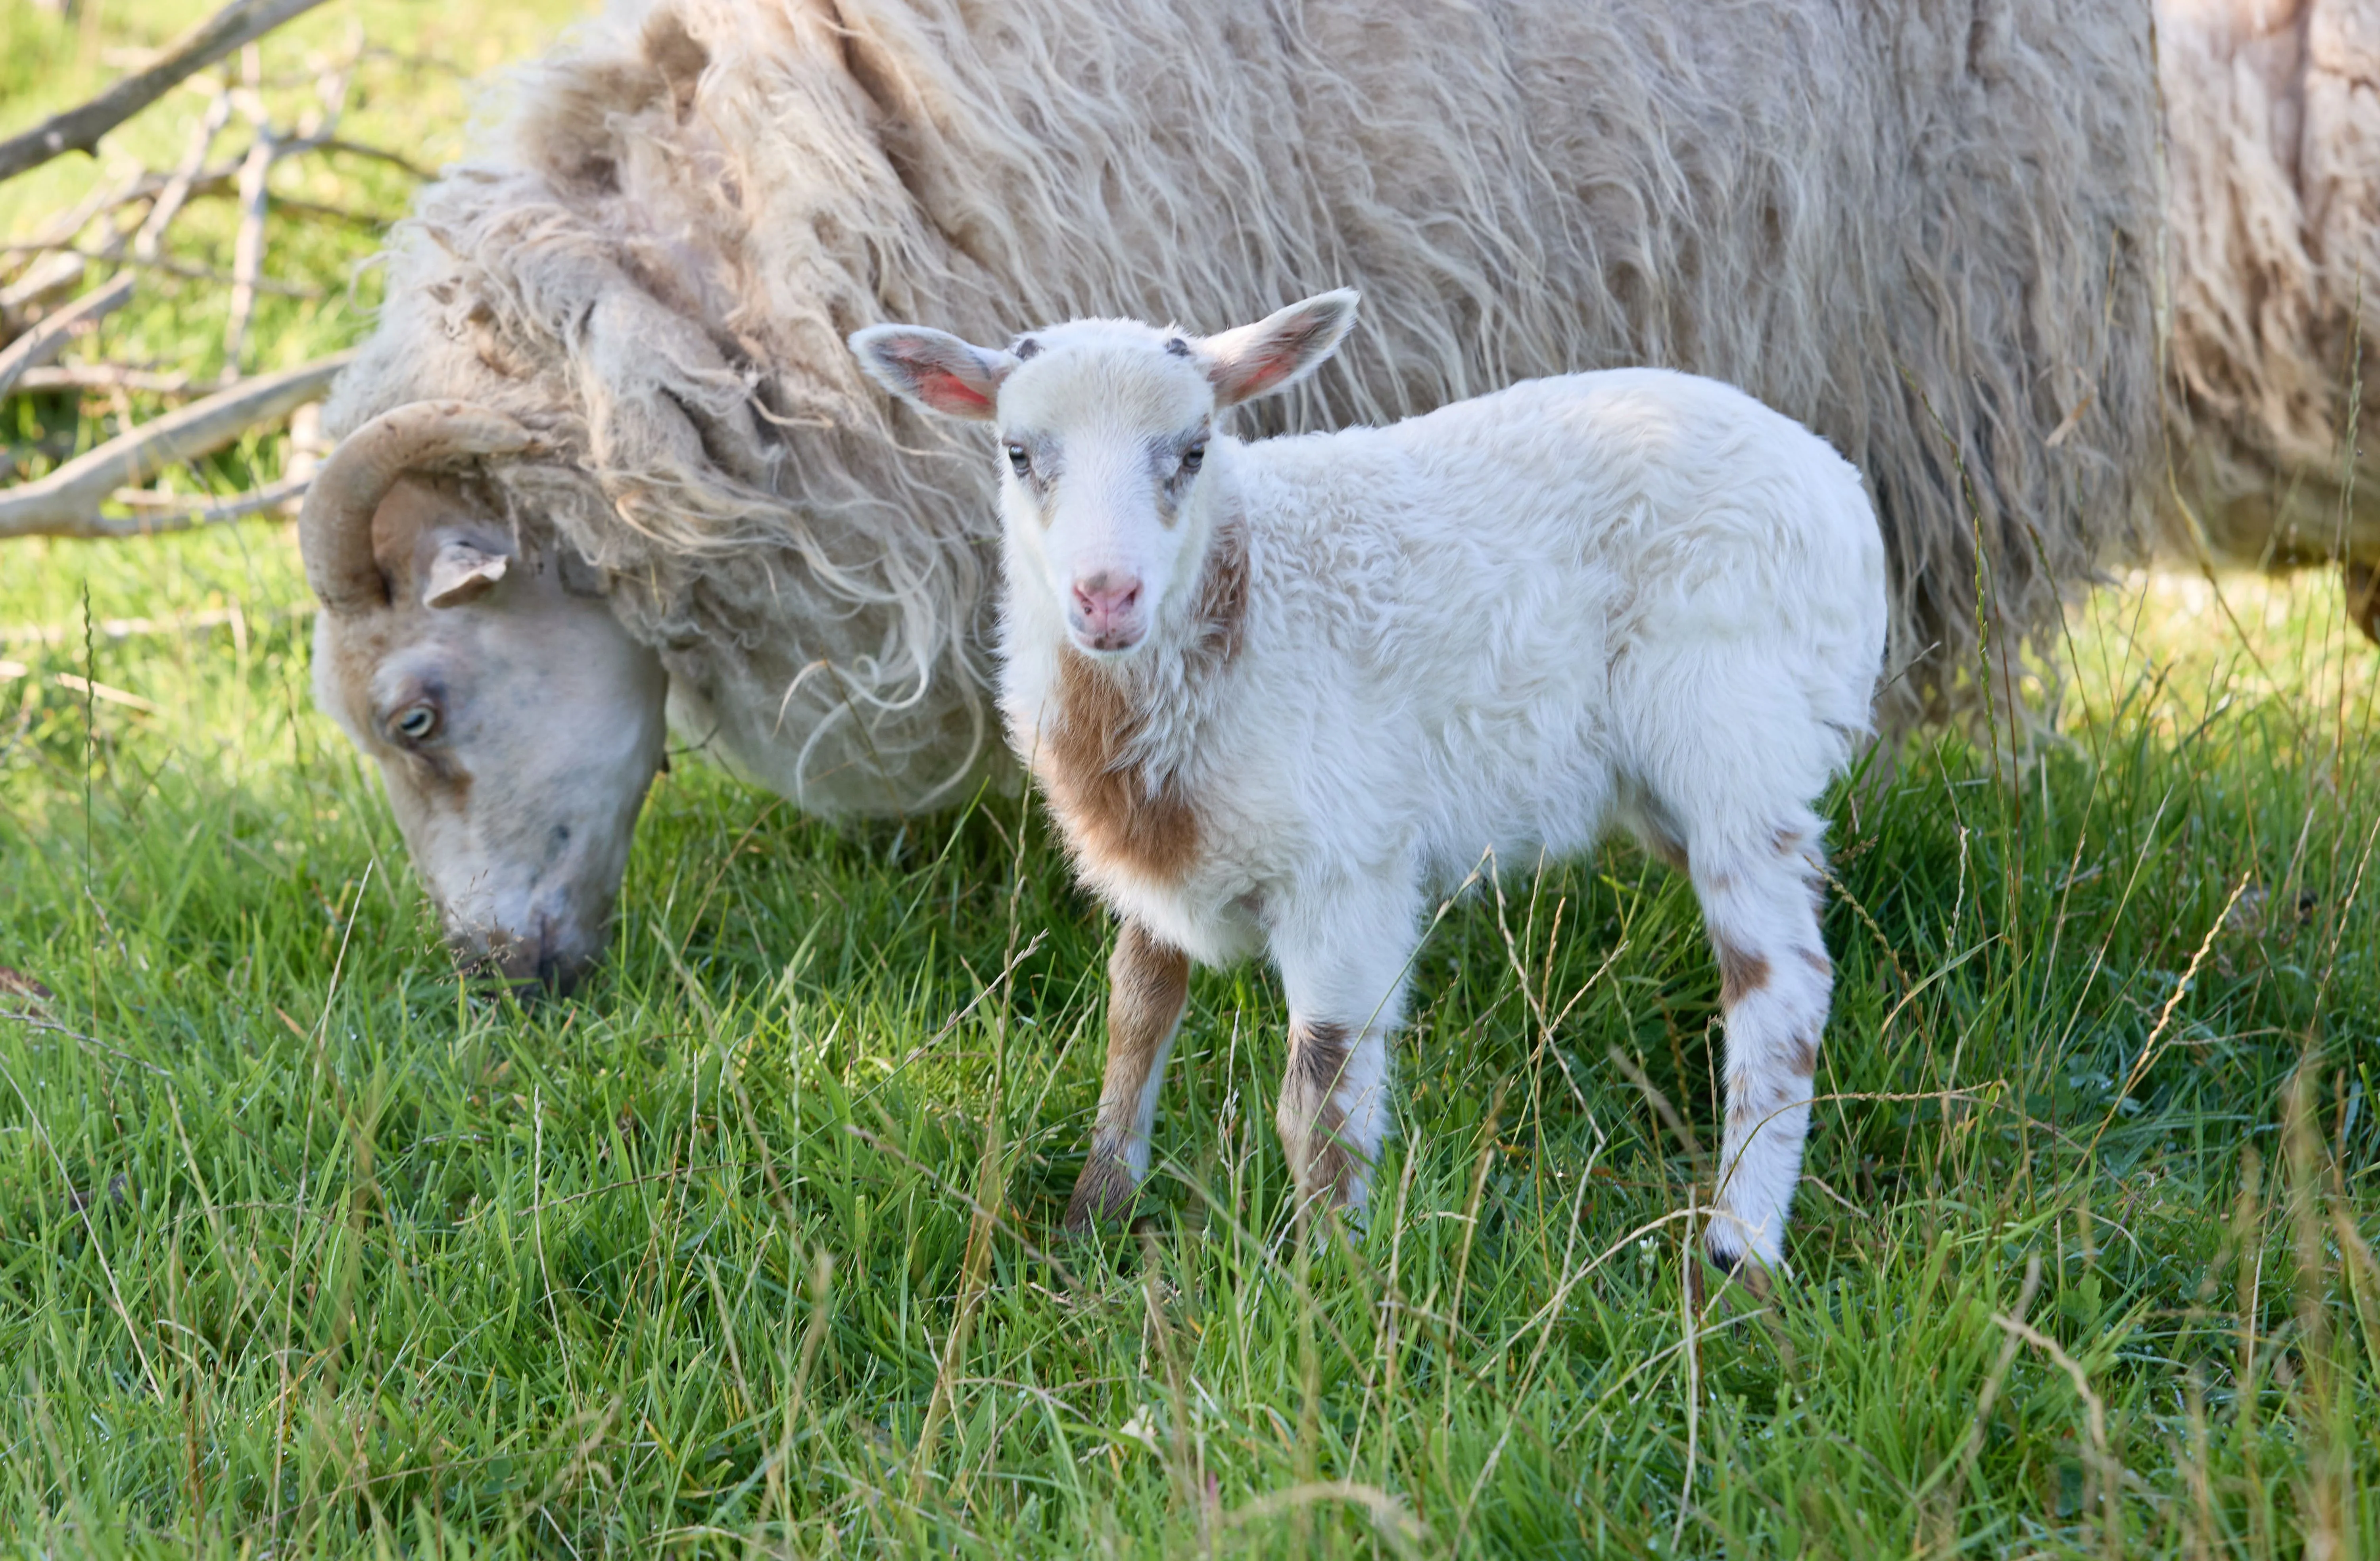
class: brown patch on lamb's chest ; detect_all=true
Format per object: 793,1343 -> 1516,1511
1030,523 -> 1248,886
1038,654 -> 1202,882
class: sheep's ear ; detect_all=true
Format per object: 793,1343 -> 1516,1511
848,324 -> 1015,420
422,539 -> 509,609
1200,290 -> 1359,408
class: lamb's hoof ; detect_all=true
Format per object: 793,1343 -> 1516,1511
1697,1237 -> 1783,1311
1062,1154 -> 1140,1233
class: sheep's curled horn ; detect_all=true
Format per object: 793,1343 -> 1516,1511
299,400 -> 538,615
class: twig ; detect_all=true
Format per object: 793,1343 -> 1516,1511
0,0 -> 336,186
313,136 -> 432,180
221,134 -> 276,376
0,252 -> 90,322
6,365 -> 196,397
0,245 -> 317,298
106,474 -> 309,531
132,85 -> 233,263
0,274 -> 134,399
0,352 -> 349,538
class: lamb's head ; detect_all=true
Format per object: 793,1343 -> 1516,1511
302,401 -> 669,993
851,291 -> 1358,657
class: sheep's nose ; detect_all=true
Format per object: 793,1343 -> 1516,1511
1069,572 -> 1144,650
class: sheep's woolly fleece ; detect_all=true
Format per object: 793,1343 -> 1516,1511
2160,0 -> 2380,569
327,0 -> 2169,808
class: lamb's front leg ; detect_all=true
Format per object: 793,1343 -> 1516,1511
1269,882 -> 1420,1217
1064,918 -> 1191,1229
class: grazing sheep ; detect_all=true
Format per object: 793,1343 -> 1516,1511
852,293 -> 1888,1275
308,0 -> 2163,986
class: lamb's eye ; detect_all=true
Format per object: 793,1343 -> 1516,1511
392,704 -> 440,744
1180,443 -> 1205,474
1006,443 -> 1031,477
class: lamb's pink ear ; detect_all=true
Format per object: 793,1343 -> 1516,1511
848,324 -> 1015,420
1200,290 -> 1359,408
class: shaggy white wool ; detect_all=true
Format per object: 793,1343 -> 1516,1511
327,0 -> 2166,815
2158,0 -> 2379,567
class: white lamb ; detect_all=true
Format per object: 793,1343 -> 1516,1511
850,291 -> 1887,1278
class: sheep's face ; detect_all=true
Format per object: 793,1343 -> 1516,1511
311,476 -> 669,992
850,293 -> 1360,658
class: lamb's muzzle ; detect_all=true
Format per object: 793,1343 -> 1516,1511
1070,572 -> 1145,652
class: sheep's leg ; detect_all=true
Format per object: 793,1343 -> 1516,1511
1270,884 -> 1418,1218
1688,821 -> 1834,1279
1063,918 -> 1191,1229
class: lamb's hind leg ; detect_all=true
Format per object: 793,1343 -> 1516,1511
1064,919 -> 1191,1229
1270,882 -> 1418,1219
1686,818 -> 1835,1278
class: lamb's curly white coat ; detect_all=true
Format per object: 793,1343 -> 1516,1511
856,299 -> 1887,1268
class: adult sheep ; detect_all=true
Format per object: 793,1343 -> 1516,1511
311,0 -> 2243,987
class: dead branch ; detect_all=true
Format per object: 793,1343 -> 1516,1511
0,0 -> 336,186
15,167 -> 152,257
313,137 -> 432,180
6,365 -> 196,397
103,473 -> 309,531
0,252 -> 91,325
0,245 -> 317,299
0,273 -> 134,398
221,137 -> 276,376
0,351 -> 350,538
132,85 -> 232,263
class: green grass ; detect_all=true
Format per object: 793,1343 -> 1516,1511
5,4 -> 2380,1556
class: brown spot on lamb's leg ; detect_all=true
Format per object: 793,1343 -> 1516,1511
1716,937 -> 1771,1008
1692,832 -> 1836,1277
1064,920 -> 1190,1231
1277,1018 -> 1363,1213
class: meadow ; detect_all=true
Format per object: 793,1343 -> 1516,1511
3,4 -> 2377,1555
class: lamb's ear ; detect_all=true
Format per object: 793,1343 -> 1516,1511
848,324 -> 1015,420
1200,290 -> 1359,408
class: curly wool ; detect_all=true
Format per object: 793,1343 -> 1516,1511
326,0 -> 2164,809
2159,0 -> 2379,570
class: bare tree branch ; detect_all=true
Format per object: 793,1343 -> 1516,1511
0,251 -> 90,326
0,0 -> 336,186
314,137 -> 432,180
0,351 -> 349,538
0,273 -> 134,398
221,135 -> 276,377
0,245 -> 318,298
132,84 -> 232,263
97,473 -> 310,534
6,365 -> 195,397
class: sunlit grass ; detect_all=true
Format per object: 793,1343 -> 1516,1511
3,3 -> 2378,1555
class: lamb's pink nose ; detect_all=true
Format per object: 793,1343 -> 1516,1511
1070,572 -> 1144,650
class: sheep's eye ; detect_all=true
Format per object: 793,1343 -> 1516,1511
1180,443 -> 1205,474
1006,443 -> 1030,477
392,704 -> 440,744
